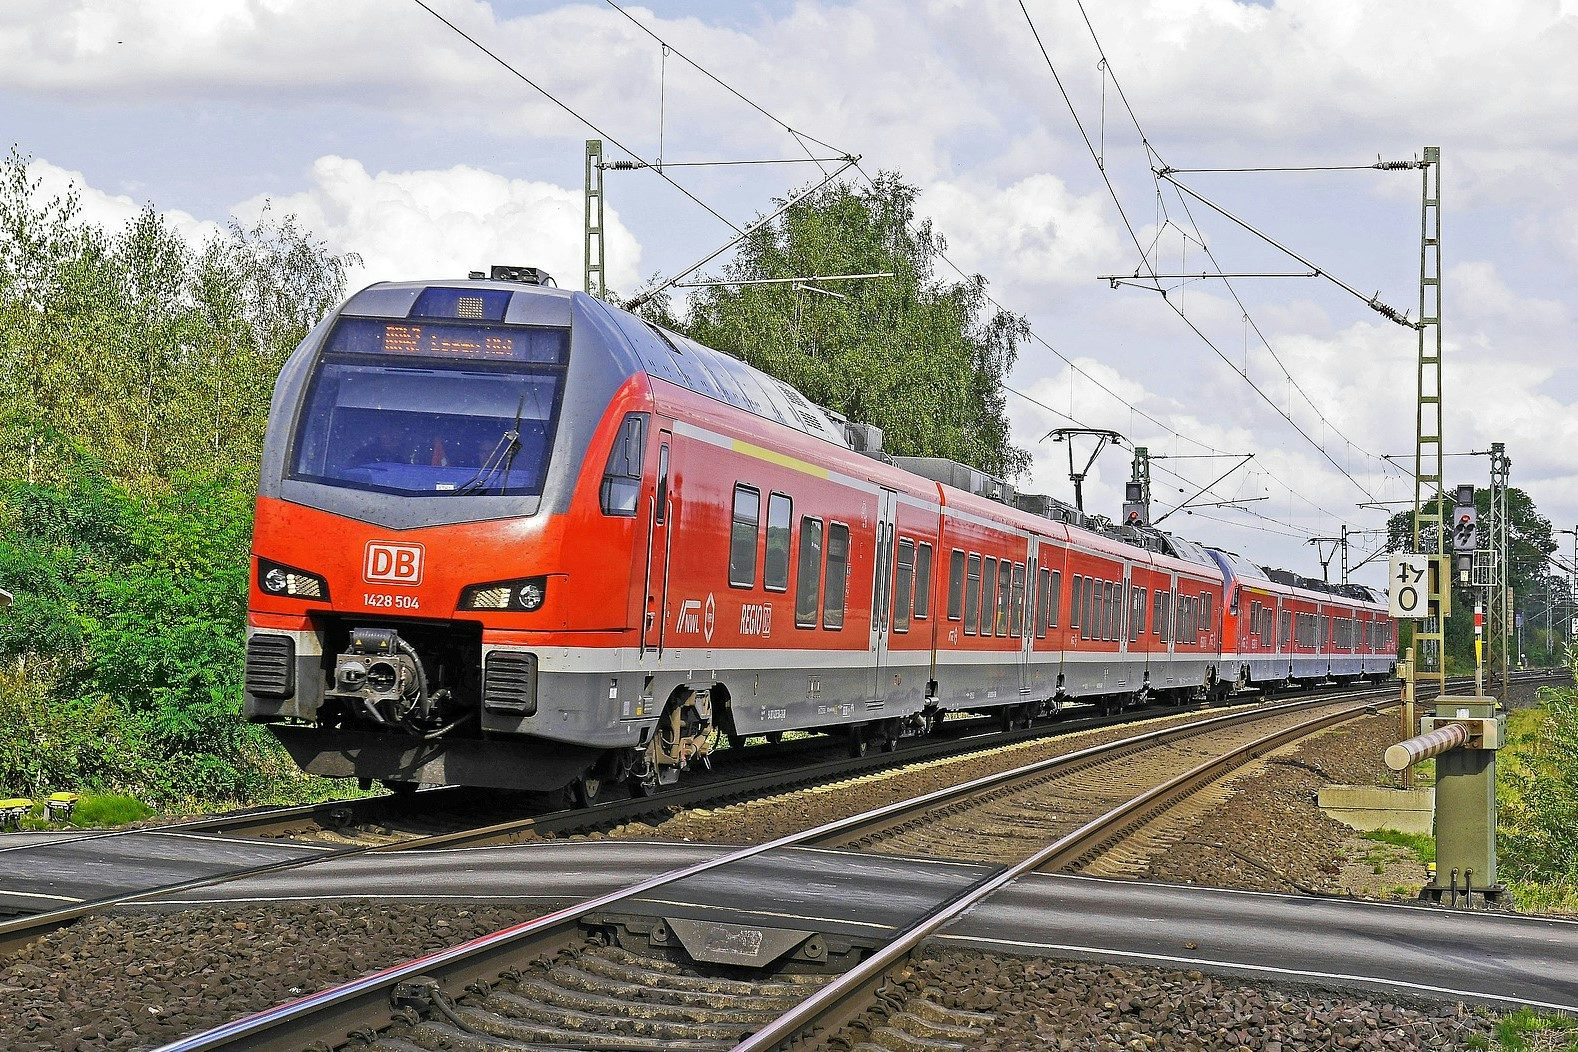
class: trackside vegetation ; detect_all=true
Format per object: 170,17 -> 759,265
0,147 -> 358,809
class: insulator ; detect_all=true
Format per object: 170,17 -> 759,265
1373,160 -> 1424,170
604,160 -> 646,170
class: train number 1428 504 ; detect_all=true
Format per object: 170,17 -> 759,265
364,592 -> 421,610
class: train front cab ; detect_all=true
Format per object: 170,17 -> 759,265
243,280 -> 728,791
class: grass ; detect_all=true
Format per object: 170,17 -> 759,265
10,792 -> 153,830
1489,1008 -> 1578,1051
1363,827 -> 1436,865
1505,880 -> 1578,917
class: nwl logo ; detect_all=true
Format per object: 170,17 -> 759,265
364,541 -> 424,586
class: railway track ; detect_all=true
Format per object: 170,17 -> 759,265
0,687 -> 1323,955
149,678 -> 1468,1052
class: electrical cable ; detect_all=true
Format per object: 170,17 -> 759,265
410,0 -> 745,236
602,0 -> 849,174
1039,0 -> 1403,503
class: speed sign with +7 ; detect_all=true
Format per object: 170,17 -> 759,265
1388,554 -> 1430,618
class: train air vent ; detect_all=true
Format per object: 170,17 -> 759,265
484,651 -> 538,716
245,634 -> 295,698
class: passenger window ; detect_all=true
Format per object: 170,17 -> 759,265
1009,563 -> 1026,638
823,523 -> 850,628
893,539 -> 915,633
1070,575 -> 1083,630
599,413 -> 648,516
729,485 -> 760,588
1130,586 -> 1146,641
764,493 -> 792,592
947,549 -> 965,620
914,543 -> 933,620
1035,567 -> 1051,640
794,518 -> 824,628
964,553 -> 982,635
1106,581 -> 1118,641
982,558 -> 998,637
1080,577 -> 1094,641
995,560 -> 1011,636
1049,570 -> 1062,628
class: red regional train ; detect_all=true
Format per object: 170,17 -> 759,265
244,270 -> 1395,798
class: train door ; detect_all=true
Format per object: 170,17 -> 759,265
641,432 -> 672,658
1019,545 -> 1036,699
869,489 -> 899,703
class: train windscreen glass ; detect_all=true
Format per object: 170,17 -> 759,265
288,320 -> 569,497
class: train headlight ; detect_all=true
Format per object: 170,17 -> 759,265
461,576 -> 548,612
258,558 -> 329,600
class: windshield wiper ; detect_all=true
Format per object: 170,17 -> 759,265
455,396 -> 525,495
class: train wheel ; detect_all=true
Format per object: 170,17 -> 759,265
570,772 -> 603,808
766,731 -> 784,745
726,732 -> 747,751
848,728 -> 869,757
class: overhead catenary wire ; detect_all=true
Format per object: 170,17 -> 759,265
1064,1 -> 1407,485
602,0 -> 848,174
424,0 -> 1356,540
1018,0 -> 1394,508
410,0 -> 746,236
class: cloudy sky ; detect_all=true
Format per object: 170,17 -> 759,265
6,0 -> 1577,589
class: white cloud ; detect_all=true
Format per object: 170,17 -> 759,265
26,158 -> 224,246
232,156 -> 642,292
922,172 -> 1122,298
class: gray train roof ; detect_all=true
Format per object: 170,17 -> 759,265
590,300 -> 852,448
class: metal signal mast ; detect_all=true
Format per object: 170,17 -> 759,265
1410,147 -> 1447,705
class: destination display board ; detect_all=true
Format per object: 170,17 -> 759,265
325,317 -> 567,364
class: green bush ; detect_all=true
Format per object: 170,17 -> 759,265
1499,667 -> 1578,890
0,465 -> 341,808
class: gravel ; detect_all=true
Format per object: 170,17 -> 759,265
577,702 -> 1264,847
0,901 -> 553,1052
849,950 -> 1497,1052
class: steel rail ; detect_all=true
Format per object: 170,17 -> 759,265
150,680 -> 1433,1052
729,695 -> 1388,1051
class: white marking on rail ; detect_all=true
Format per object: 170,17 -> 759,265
930,934 -> 1578,1012
0,890 -> 85,903
630,897 -> 895,931
146,831 -> 337,850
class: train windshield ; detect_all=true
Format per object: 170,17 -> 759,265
289,320 -> 569,497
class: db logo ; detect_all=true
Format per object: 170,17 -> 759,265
364,541 -> 424,586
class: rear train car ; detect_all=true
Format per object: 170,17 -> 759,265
1210,549 -> 1395,691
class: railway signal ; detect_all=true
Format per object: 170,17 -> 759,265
1451,483 -> 1476,583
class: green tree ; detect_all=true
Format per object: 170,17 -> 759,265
0,146 -> 357,806
1385,487 -> 1561,669
665,172 -> 1030,479
0,147 -> 358,492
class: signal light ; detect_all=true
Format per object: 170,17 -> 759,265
1451,483 -> 1477,554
